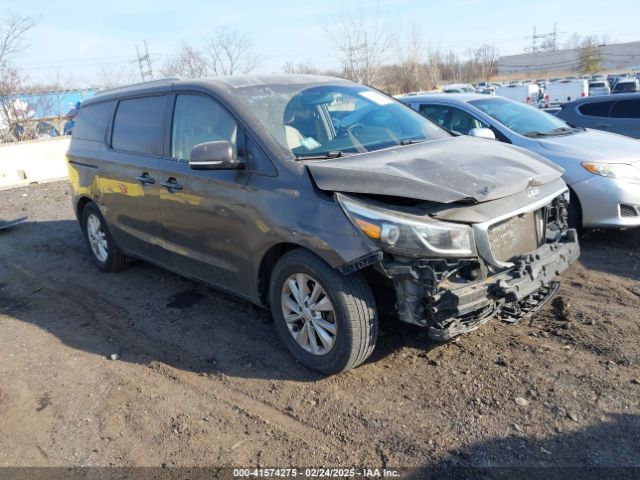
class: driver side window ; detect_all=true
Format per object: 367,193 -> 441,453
171,94 -> 237,161
419,104 -> 487,135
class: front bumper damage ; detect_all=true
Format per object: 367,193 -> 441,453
380,229 -> 580,341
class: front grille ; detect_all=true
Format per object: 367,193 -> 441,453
487,210 -> 545,263
620,204 -> 638,217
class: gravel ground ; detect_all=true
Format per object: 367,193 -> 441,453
0,180 -> 639,471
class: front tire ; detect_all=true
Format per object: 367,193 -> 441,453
81,202 -> 129,272
269,249 -> 378,375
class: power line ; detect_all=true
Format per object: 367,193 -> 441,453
526,22 -> 566,53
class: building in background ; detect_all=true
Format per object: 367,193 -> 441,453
498,41 -> 640,76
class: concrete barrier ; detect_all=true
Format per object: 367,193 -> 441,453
0,136 -> 70,191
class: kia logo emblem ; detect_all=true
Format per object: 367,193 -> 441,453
528,187 -> 540,198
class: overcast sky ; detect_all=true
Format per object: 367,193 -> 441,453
5,0 -> 640,87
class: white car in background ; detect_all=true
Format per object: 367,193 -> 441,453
588,81 -> 611,96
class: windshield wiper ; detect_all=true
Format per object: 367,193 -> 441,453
399,138 -> 425,145
295,150 -> 345,160
522,127 -> 576,138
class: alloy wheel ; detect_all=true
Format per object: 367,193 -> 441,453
281,273 -> 337,355
86,214 -> 108,263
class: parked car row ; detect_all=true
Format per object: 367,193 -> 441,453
399,92 -> 640,231
470,74 -> 640,107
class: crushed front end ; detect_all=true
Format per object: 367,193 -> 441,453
337,180 -> 580,340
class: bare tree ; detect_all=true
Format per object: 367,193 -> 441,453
468,44 -> 499,80
0,13 -> 38,142
95,62 -> 139,89
0,13 -> 37,67
205,28 -> 259,76
563,33 -> 583,50
282,61 -> 318,75
425,47 -> 442,90
324,1 -> 398,85
396,25 -> 425,93
160,43 -> 209,79
538,36 -> 557,52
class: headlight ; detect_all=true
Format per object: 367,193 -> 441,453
581,162 -> 640,185
336,193 -> 475,257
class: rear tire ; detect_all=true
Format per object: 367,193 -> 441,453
269,249 -> 378,375
81,202 -> 129,272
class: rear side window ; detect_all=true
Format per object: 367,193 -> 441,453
613,82 -> 639,93
578,101 -> 613,117
112,96 -> 166,155
72,101 -> 115,141
611,99 -> 640,119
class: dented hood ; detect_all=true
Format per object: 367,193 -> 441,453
307,136 -> 564,204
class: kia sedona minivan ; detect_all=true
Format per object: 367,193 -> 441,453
67,75 -> 580,374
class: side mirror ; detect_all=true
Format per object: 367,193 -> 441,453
188,141 -> 244,170
468,127 -> 496,140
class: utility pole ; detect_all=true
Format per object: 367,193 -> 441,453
526,23 -> 563,53
135,40 -> 153,80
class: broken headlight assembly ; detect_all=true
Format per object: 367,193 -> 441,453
336,193 -> 476,257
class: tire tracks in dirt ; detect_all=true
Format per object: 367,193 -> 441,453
0,256 -> 341,457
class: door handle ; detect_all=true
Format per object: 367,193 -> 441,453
160,178 -> 183,191
596,123 -> 611,127
136,173 -> 156,185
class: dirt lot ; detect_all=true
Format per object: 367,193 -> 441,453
0,180 -> 639,470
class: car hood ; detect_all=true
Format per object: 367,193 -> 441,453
538,129 -> 640,164
306,136 -> 563,204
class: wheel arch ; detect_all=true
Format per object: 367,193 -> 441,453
567,185 -> 583,230
75,195 -> 95,221
256,242 -> 303,306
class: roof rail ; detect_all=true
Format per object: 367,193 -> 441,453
95,77 -> 180,96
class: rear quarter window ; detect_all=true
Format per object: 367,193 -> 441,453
112,96 -> 166,155
611,99 -> 640,119
72,101 -> 116,142
578,101 -> 613,117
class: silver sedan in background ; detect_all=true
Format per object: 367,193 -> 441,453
399,93 -> 640,229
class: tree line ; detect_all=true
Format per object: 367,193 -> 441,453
159,5 -> 500,95
1,6 -> 613,142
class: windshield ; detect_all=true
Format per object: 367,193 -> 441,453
232,83 -> 450,158
469,97 -> 573,137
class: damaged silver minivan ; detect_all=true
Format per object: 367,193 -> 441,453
67,75 -> 580,374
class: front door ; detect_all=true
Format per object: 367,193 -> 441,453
157,93 -> 250,292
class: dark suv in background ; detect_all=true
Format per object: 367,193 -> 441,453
67,75 -> 579,374
556,93 -> 640,138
